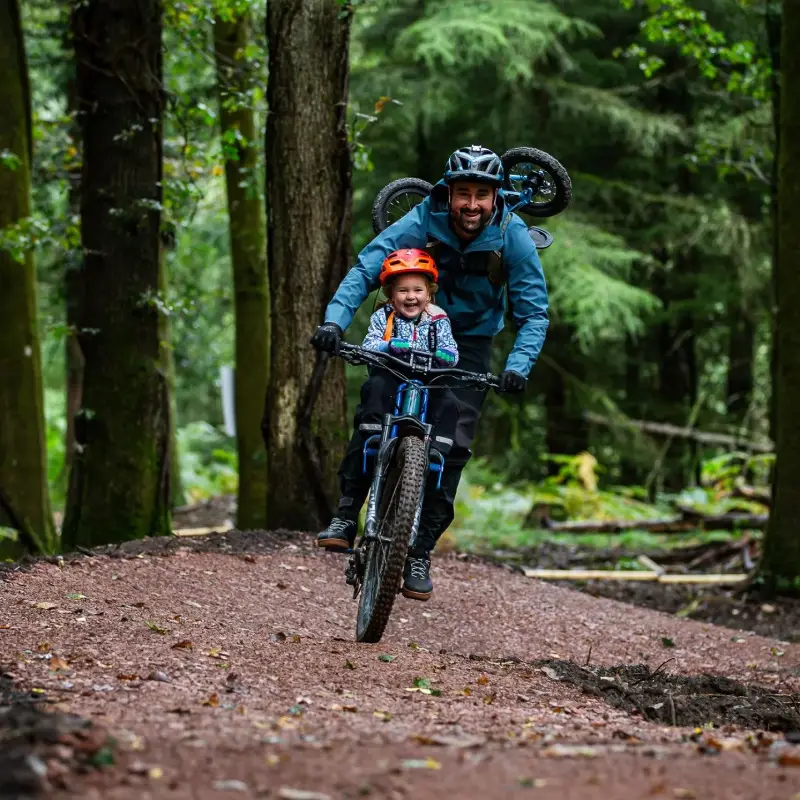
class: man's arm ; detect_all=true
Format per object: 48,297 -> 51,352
504,218 -> 549,378
324,202 -> 429,331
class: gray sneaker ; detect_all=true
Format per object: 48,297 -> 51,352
316,517 -> 357,552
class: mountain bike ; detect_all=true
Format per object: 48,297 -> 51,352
335,342 -> 499,643
371,146 -> 571,249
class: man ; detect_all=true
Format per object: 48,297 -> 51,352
311,145 -> 549,599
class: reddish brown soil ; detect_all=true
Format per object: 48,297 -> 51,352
1,534 -> 799,799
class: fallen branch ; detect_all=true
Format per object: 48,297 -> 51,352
520,566 -> 747,585
732,485 -> 771,507
172,525 -> 231,538
540,513 -> 767,534
584,412 -> 774,453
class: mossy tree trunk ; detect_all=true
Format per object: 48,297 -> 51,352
759,0 -> 800,594
265,0 -> 351,531
62,0 -> 171,548
214,10 -> 269,530
0,0 -> 56,557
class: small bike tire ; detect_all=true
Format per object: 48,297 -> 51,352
371,177 -> 433,235
356,436 -> 427,643
501,147 -> 572,218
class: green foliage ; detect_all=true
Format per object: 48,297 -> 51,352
177,422 -> 238,503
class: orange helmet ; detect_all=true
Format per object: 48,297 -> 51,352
379,248 -> 438,286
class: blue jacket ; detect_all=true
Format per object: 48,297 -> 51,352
325,182 -> 549,377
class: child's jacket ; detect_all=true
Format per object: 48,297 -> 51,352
363,303 -> 459,365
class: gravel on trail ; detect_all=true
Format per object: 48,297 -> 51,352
1,530 -> 799,800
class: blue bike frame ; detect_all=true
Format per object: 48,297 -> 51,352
360,378 -> 444,549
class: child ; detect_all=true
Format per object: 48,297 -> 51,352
316,250 -> 459,592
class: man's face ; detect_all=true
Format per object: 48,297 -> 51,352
449,181 -> 495,239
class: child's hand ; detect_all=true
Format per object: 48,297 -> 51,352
433,347 -> 457,366
388,338 -> 412,358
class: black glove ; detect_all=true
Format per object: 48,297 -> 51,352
497,369 -> 527,394
310,322 -> 343,353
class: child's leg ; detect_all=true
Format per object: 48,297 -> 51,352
319,369 -> 401,544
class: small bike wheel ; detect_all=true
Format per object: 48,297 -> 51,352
356,436 -> 427,643
371,177 -> 433,235
501,147 -> 572,218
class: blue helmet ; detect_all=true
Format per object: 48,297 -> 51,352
444,145 -> 503,186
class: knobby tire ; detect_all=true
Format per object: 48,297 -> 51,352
371,178 -> 433,235
356,436 -> 427,643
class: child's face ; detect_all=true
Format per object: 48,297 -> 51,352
391,274 -> 430,317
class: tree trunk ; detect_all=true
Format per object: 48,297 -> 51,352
265,0 -> 352,531
0,0 -> 56,557
214,10 -> 270,530
759,0 -> 800,594
62,0 -> 170,548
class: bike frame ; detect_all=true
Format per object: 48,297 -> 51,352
337,344 -> 497,554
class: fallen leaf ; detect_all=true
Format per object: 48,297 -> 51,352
661,637 -> 675,648
265,753 -> 280,766
673,790 -> 696,799
203,693 -> 220,708
148,767 -> 163,780
542,744 -> 598,758
145,621 -> 169,635
35,602 -> 58,610
518,778 -> 548,788
373,710 -> 391,722
778,750 -> 800,767
0,624 -> 10,630
378,654 -> 396,663
37,642 -> 50,652
117,673 -> 138,681
401,757 -> 441,770
540,666 -> 561,681
477,674 -> 489,686
171,640 -> 193,650
483,692 -> 496,705
67,593 -> 86,601
214,779 -> 249,792
344,660 -> 356,670
277,788 -> 331,800
410,733 -> 485,749
49,656 -> 70,672
461,687 -> 472,696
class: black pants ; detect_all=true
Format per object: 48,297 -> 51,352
336,336 -> 493,554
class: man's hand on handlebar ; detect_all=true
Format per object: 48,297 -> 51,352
497,370 -> 526,394
310,322 -> 343,354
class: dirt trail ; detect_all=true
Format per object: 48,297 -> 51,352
1,533 -> 799,799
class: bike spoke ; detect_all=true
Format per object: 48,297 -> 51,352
509,162 -> 558,205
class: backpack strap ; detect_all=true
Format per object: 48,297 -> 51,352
382,307 -> 394,342
486,212 -> 513,287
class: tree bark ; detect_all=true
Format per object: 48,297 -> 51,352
0,0 -> 56,557
214,10 -> 270,530
62,0 -> 171,548
265,0 -> 352,531
759,0 -> 800,594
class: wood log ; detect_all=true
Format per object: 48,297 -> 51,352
172,525 -> 231,537
731,485 -> 771,507
520,566 -> 748,585
584,412 -> 774,453
540,513 -> 767,534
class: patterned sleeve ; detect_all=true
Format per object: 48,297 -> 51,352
435,317 -> 459,365
362,309 -> 390,352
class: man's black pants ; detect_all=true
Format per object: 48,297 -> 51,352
335,336 -> 493,554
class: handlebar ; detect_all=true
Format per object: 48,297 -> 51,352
335,342 -> 501,389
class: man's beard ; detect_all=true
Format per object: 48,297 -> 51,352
450,207 -> 492,237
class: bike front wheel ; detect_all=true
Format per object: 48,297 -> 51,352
356,436 -> 427,643
371,177 -> 433,235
